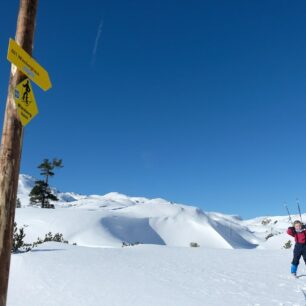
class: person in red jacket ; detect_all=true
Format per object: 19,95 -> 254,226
287,220 -> 306,276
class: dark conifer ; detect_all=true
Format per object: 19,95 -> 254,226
29,159 -> 63,208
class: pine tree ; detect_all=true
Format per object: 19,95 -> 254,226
29,158 -> 63,208
29,180 -> 58,208
38,158 -> 63,185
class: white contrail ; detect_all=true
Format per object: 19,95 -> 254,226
91,18 -> 104,66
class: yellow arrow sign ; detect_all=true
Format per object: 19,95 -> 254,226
7,38 -> 52,91
14,78 -> 39,126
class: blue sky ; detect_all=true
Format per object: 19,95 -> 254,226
0,0 -> 306,218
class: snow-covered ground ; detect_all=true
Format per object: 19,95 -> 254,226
8,243 -> 306,306
8,174 -> 306,305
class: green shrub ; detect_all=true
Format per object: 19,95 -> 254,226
12,223 -> 70,253
283,240 -> 292,249
12,222 -> 32,253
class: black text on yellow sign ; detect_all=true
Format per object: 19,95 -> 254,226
7,38 -> 52,91
14,78 -> 38,126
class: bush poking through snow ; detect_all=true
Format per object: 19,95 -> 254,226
32,232 -> 69,247
16,198 -> 21,208
265,233 -> 274,240
283,240 -> 292,249
190,242 -> 200,248
12,222 -> 32,253
261,218 -> 271,226
12,223 -> 70,253
122,241 -> 141,247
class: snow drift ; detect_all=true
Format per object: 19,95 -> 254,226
16,174 -> 294,250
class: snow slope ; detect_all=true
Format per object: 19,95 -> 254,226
16,174 -> 296,250
16,175 -> 259,249
8,243 -> 306,306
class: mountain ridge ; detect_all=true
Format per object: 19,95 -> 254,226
16,174 -> 293,250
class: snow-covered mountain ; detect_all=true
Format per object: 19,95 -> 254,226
16,174 -> 294,250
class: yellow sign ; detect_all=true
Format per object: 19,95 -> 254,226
7,38 -> 52,91
14,79 -> 38,126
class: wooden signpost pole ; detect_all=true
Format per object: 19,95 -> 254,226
0,1 -> 38,305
